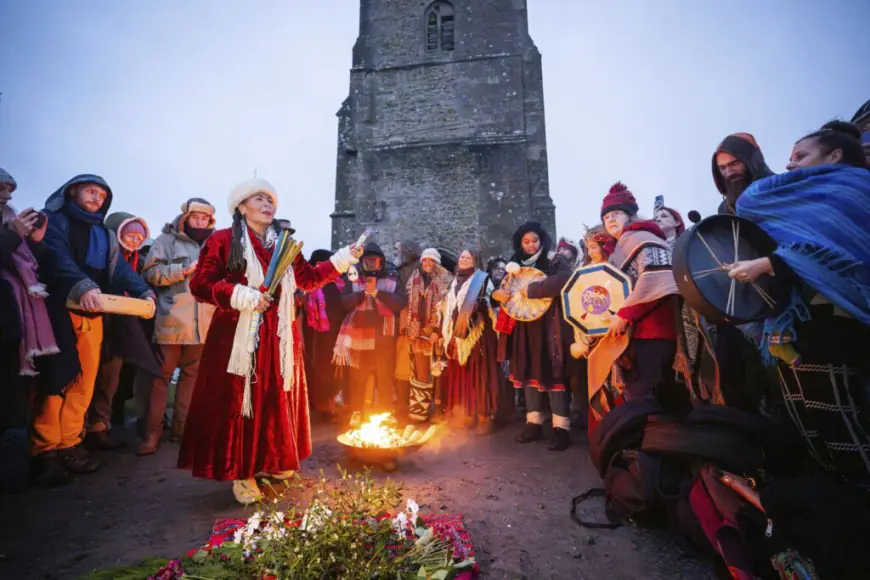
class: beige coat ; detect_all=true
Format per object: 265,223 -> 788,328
142,217 -> 215,345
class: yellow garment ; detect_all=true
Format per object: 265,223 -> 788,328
394,335 -> 413,381
31,313 -> 103,455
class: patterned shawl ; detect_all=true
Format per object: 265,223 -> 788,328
406,264 -> 452,354
588,221 -> 679,393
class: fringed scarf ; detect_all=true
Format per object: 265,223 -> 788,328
1,207 -> 59,375
226,223 -> 297,418
442,270 -> 494,365
305,277 -> 345,333
406,264 -> 452,354
332,277 -> 397,368
738,164 -> 870,362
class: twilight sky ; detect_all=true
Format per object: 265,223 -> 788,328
1,0 -> 868,253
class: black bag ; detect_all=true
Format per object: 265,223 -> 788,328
589,400 -> 663,476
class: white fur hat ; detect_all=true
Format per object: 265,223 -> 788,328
420,248 -> 441,264
227,178 -> 278,215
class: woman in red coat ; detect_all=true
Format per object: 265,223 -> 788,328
177,178 -> 360,504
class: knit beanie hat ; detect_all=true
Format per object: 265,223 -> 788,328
601,182 -> 639,218
227,178 -> 278,216
121,220 -> 147,238
0,167 -> 16,192
420,248 -> 442,264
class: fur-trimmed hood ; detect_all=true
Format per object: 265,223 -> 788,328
105,211 -> 150,251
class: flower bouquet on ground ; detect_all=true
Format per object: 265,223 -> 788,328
81,468 -> 477,580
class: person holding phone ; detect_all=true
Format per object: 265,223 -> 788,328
334,243 -> 408,423
0,168 -> 55,491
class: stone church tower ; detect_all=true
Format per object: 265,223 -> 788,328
331,0 -> 555,259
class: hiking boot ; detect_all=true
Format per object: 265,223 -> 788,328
33,450 -> 70,487
85,430 -> 125,451
137,432 -> 161,456
515,422 -> 543,443
59,445 -> 102,474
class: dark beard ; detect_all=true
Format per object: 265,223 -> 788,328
724,175 -> 749,205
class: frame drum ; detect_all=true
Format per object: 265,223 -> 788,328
562,262 -> 633,336
502,267 -> 552,322
673,214 -> 788,324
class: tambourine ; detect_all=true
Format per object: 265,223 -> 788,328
672,214 -> 788,324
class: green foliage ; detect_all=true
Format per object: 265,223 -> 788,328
76,558 -> 170,580
83,468 -> 473,580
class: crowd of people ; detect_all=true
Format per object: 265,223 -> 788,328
1,99 -> 869,576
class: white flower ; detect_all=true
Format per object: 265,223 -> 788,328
392,511 -> 409,537
300,501 -> 332,532
406,499 -> 420,521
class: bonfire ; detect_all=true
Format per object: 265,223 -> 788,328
339,412 -> 438,449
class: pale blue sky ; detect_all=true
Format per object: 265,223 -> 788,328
1,0 -> 868,252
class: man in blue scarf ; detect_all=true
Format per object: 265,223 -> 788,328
32,174 -> 154,487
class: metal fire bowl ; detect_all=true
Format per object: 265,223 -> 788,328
336,433 -> 425,471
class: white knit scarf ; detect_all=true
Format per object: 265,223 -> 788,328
227,222 -> 297,418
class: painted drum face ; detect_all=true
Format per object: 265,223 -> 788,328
581,286 -> 611,315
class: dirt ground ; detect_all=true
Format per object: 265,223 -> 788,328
0,419 -> 716,580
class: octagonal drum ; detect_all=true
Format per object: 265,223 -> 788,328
561,262 -> 633,336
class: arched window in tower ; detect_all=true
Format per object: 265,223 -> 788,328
425,1 -> 455,52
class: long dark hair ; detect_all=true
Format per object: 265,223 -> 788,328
798,120 -> 866,169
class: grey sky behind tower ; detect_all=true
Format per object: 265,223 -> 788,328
1,0 -> 868,253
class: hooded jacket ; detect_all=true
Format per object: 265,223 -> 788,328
41,175 -> 151,303
141,212 -> 216,345
36,175 -> 152,395
105,211 -> 149,272
711,134 -> 775,215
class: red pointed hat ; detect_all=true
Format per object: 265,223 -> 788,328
601,182 -> 639,219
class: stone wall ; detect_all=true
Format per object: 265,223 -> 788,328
333,0 -> 554,259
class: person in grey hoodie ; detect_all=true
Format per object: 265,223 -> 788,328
138,198 -> 216,455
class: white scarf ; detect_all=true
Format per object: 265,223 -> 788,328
227,223 -> 297,418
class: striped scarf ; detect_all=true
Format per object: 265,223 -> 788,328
332,277 -> 397,368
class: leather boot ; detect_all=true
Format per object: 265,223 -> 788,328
547,427 -> 572,451
515,422 -> 543,443
59,445 -> 103,473
33,451 -> 71,487
137,432 -> 161,456
85,430 -> 125,451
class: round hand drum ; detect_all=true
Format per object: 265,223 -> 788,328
561,262 -> 633,336
502,267 -> 552,322
673,214 -> 789,324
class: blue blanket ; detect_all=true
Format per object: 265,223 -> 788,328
737,164 -> 870,328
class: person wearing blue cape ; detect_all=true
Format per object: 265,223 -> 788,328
729,120 -> 870,483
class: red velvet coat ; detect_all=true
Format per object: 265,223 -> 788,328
177,228 -> 340,481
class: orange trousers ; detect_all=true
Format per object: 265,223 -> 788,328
31,312 -> 103,455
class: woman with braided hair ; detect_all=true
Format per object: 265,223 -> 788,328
177,179 -> 361,504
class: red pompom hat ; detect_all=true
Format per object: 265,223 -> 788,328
601,182 -> 639,219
